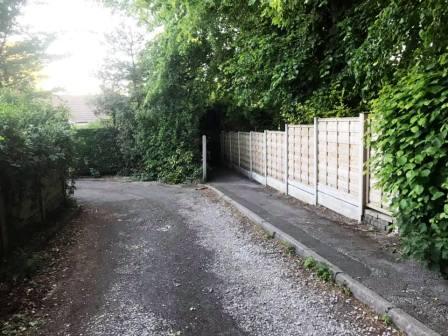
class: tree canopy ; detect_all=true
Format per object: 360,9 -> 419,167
103,0 -> 447,126
0,0 -> 52,89
0,0 -> 74,209
97,0 -> 448,269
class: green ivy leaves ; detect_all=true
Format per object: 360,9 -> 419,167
105,0 -> 448,271
371,61 -> 448,271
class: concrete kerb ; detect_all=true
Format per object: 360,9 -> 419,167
205,184 -> 441,336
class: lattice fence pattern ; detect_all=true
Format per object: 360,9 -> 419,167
221,114 -> 390,221
266,131 -> 285,182
366,147 -> 391,214
230,132 -> 238,164
221,133 -> 230,162
239,132 -> 250,170
317,118 -> 361,199
288,125 -> 314,186
251,132 -> 264,175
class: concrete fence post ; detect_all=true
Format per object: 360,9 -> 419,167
202,135 -> 207,182
358,113 -> 367,223
238,132 -> 241,168
249,131 -> 253,179
264,130 -> 268,186
313,118 -> 319,205
284,124 -> 289,195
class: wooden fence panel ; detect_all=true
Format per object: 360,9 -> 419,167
230,132 -> 238,164
221,114 -> 390,222
288,125 -> 314,186
266,131 -> 285,191
317,118 -> 362,219
220,133 -> 226,161
239,132 -> 250,170
251,132 -> 265,176
366,146 -> 391,215
223,133 -> 230,162
317,118 -> 360,198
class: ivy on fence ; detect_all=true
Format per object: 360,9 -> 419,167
371,60 -> 448,271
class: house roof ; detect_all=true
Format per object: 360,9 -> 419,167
52,95 -> 101,124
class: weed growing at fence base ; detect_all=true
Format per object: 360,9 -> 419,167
381,314 -> 393,327
303,256 -> 333,282
339,284 -> 352,297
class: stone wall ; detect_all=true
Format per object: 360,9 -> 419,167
363,208 -> 394,232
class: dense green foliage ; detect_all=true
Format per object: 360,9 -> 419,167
0,0 -> 52,89
0,88 -> 74,253
0,0 -> 71,192
366,0 -> 448,270
0,89 -> 73,191
371,58 -> 448,270
74,126 -> 123,177
0,0 -> 74,254
102,0 -> 448,267
95,17 -> 205,182
95,92 -> 140,173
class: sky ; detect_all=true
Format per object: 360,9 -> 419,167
19,0 -> 141,95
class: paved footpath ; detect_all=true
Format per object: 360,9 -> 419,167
38,179 -> 398,335
210,170 -> 448,336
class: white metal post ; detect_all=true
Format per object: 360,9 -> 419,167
202,135 -> 207,182
249,131 -> 253,179
284,124 -> 289,195
358,113 -> 367,223
264,130 -> 268,186
313,118 -> 319,205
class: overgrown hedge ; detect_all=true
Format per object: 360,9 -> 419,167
74,126 -> 124,176
137,111 -> 202,184
102,0 -> 448,269
0,89 -> 74,252
371,58 -> 448,271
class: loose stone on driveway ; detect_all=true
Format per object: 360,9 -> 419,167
40,179 -> 397,335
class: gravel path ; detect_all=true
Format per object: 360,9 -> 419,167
179,189 -> 397,336
35,179 -> 396,335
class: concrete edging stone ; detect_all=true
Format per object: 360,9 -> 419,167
205,184 -> 440,336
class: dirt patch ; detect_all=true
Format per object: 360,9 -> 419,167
0,206 -> 81,335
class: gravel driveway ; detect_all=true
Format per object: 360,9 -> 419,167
39,179 -> 397,336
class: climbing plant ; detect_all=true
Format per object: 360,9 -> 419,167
371,58 -> 448,270
102,0 -> 448,268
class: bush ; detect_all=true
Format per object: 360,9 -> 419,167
371,57 -> 448,270
73,125 -> 124,176
137,111 -> 202,184
0,89 -> 73,189
0,89 -> 74,251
